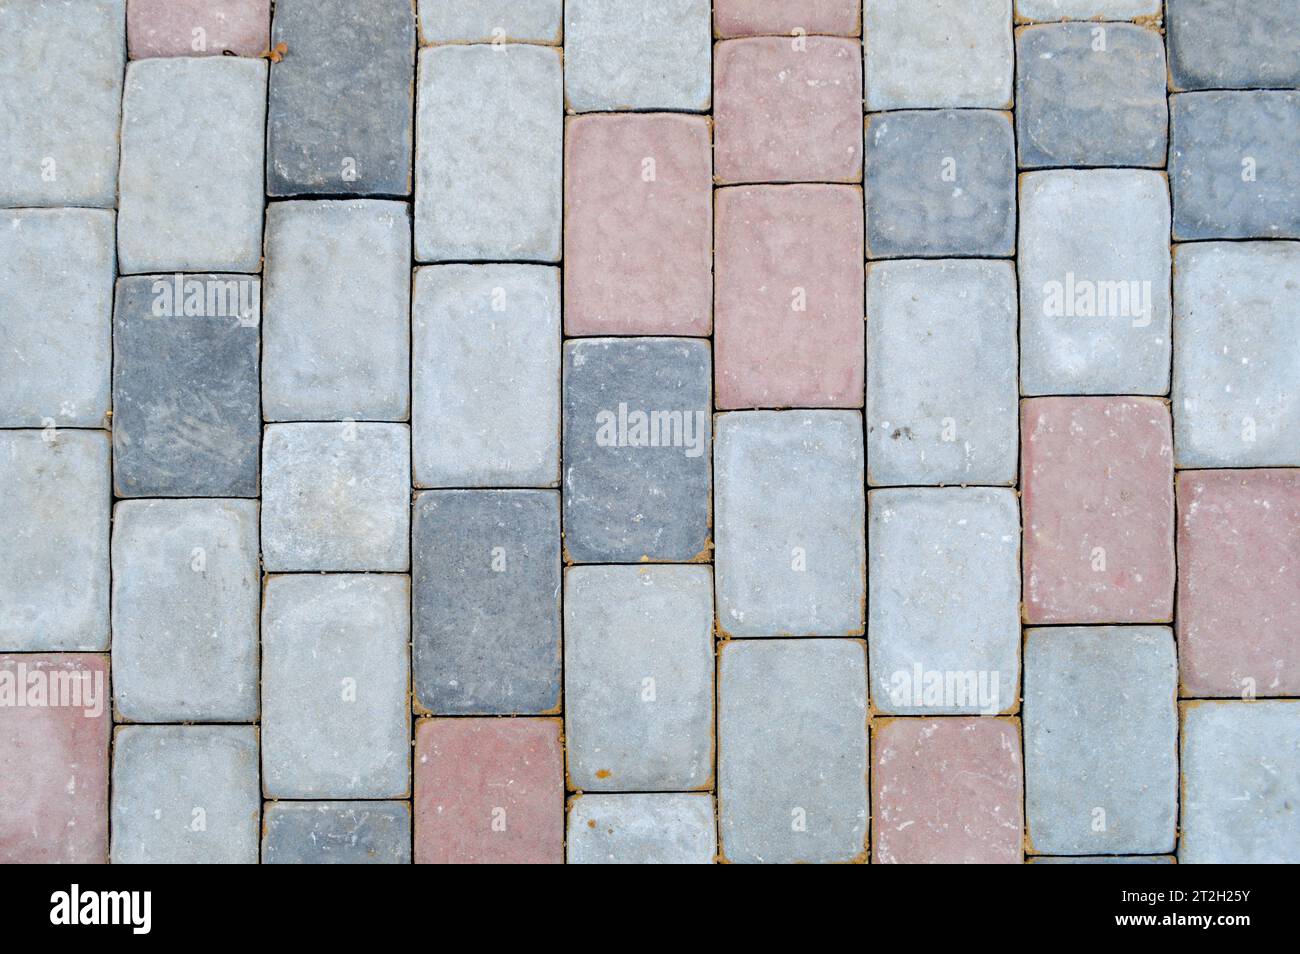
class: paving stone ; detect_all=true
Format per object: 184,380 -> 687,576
1018,170 -> 1171,396
715,0 -> 860,37
414,718 -> 564,864
564,114 -> 712,337
1021,397 -> 1175,625
0,209 -> 114,428
562,338 -> 712,564
128,0 -> 269,58
872,718 -> 1023,864
412,491 -> 561,715
1031,855 -> 1174,864
0,431 -> 110,652
1172,242 -> 1300,468
565,0 -> 711,112
1180,701 -> 1300,864
0,0 -> 123,208
416,44 -> 561,262
413,265 -> 560,487
263,201 -> 410,422
117,57 -> 266,273
1016,24 -> 1166,169
418,0 -> 562,44
263,801 -> 411,865
866,259 -> 1018,486
864,110 -> 1016,258
112,275 -> 261,498
111,724 -> 259,864
262,574 -> 410,799
1014,0 -> 1160,19
718,639 -> 868,864
868,488 -> 1021,715
0,654 -> 109,863
1023,626 -> 1177,855
564,566 -> 714,791
567,794 -> 716,864
1167,0 -> 1300,91
1170,91 -> 1300,241
715,411 -> 864,637
261,423 -> 410,573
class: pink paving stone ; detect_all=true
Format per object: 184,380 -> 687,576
714,36 -> 864,185
564,114 -> 712,336
714,0 -> 861,38
0,655 -> 110,864
1021,397 -> 1175,625
873,717 -> 1024,864
1177,470 -> 1300,698
715,184 -> 864,409
128,0 -> 270,58
414,717 -> 563,864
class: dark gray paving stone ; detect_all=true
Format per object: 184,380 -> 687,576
1168,0 -> 1300,91
263,801 -> 411,864
567,794 -> 716,864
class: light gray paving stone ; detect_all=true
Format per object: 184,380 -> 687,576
419,0 -> 562,44
567,794 -> 716,864
1168,0 -> 1300,91
1015,0 -> 1160,19
1031,855 -> 1174,864
262,801 -> 411,864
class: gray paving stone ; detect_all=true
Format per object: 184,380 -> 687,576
415,44 -> 561,262
113,275 -> 261,498
1014,0 -> 1160,19
864,110 -> 1016,258
562,338 -> 711,564
567,794 -> 716,864
1168,0 -> 1300,91
262,201 -> 410,422
1024,626 -> 1178,856
419,0 -> 562,44
263,801 -> 411,864
718,639 -> 868,864
111,499 -> 259,723
412,490 -> 561,715
564,565 -> 714,791
1031,855 -> 1174,864
413,265 -> 560,487
262,574 -> 410,799
261,423 -> 410,572
267,0 -> 414,196
714,411 -> 864,637
118,57 -> 266,273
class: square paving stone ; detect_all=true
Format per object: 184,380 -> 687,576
412,491 -> 561,715
111,499 -> 259,723
1015,0 -> 1160,19
262,801 -> 411,864
261,423 -> 410,572
715,185 -> 864,409
715,0 -> 860,37
1167,0 -> 1300,91
865,109 -> 1016,258
567,794 -> 716,864
128,0 -> 269,58
262,574 -> 410,799
564,566 -> 714,791
112,274 -> 261,498
117,57 -> 266,273
413,265 -> 560,487
1018,170 -> 1171,396
0,209 -> 114,428
263,201 -> 410,422
718,639 -> 868,864
414,718 -> 564,864
562,338 -> 712,564
564,114 -> 712,337
1024,626 -> 1178,856
416,44 -> 562,262
1021,397 -> 1175,625
0,654 -> 110,863
866,259 -> 1018,486
418,0 -> 562,44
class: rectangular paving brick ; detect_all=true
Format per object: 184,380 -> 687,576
262,801 -> 411,864
1032,855 -> 1174,864
128,0 -> 269,58
715,0 -> 860,38
1167,0 -> 1300,91
419,0 -> 562,44
567,793 -> 716,864
1015,0 -> 1160,18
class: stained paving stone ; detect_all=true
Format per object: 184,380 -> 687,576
1014,0 -> 1160,19
412,491 -> 561,715
414,718 -> 564,864
718,639 -> 868,864
868,488 -> 1020,715
262,201 -> 410,422
262,574 -> 410,799
0,654 -> 110,863
1172,242 -> 1300,468
112,275 -> 260,498
117,57 -> 265,273
864,109 -> 1016,259
1031,855 -> 1174,864
1167,0 -> 1300,91
418,0 -> 562,44
866,259 -> 1018,486
263,801 -> 410,865
1024,626 -> 1178,856
564,114 -> 712,337
128,0 -> 269,58
1021,397 -> 1175,625
562,338 -> 711,564
416,44 -> 561,262
1018,170 -> 1171,396
567,794 -> 716,864
261,423 -> 410,573
413,265 -> 560,487
715,411 -> 864,637
714,0 -> 860,37
564,565 -> 714,791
